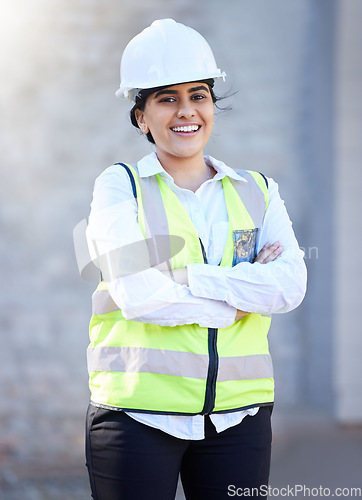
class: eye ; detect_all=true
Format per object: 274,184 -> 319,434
191,93 -> 207,101
159,96 -> 177,103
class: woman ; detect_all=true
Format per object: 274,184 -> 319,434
85,19 -> 307,500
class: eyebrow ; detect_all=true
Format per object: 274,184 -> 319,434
188,85 -> 210,93
154,85 -> 210,99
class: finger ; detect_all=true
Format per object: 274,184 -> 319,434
255,242 -> 280,264
262,244 -> 284,264
254,242 -> 272,263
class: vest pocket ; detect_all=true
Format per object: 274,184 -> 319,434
232,228 -> 258,266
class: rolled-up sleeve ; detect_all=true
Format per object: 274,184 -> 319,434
187,178 -> 307,315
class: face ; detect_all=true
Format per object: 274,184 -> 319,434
135,82 -> 215,163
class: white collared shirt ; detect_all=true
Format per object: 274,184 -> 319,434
87,152 -> 307,439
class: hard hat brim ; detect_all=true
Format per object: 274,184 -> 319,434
116,71 -> 226,102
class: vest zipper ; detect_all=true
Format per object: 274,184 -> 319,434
198,238 -> 219,415
199,237 -> 207,263
201,327 -> 219,415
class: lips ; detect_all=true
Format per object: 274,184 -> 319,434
171,125 -> 200,133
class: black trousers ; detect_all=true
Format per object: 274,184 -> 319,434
85,404 -> 272,500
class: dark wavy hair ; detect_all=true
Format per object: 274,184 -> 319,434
129,79 -> 224,144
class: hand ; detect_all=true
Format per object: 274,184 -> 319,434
254,241 -> 283,264
235,241 -> 284,321
235,309 -> 249,321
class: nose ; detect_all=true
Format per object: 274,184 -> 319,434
176,99 -> 195,119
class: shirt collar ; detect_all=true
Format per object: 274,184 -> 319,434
137,152 -> 247,183
137,152 -> 164,178
204,155 -> 247,182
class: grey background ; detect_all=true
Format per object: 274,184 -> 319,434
1,0 -> 361,497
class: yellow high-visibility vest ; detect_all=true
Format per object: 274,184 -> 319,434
87,164 -> 273,415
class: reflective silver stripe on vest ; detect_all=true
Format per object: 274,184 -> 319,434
87,346 -> 273,381
139,175 -> 173,271
87,346 -> 209,380
217,353 -> 273,382
231,171 -> 266,228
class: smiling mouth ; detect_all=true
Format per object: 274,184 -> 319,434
171,125 -> 200,133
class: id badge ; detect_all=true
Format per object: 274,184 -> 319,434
232,229 -> 258,266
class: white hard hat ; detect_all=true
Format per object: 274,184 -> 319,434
116,19 -> 226,102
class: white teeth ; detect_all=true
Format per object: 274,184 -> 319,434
172,125 -> 199,132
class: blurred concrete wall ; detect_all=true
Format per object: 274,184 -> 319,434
1,0 -> 361,474
334,0 -> 362,422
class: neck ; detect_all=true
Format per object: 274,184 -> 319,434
156,150 -> 213,192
